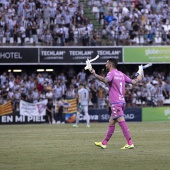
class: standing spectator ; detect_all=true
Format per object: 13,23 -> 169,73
45,89 -> 54,100
17,0 -> 25,16
37,73 -> 44,89
53,83 -> 63,100
165,81 -> 170,98
101,25 -> 107,45
43,4 -> 50,26
90,82 -> 97,108
14,89 -> 21,111
19,24 -> 26,46
141,84 -> 147,107
64,10 -> 72,28
56,97 -> 65,124
26,90 -> 33,103
8,4 -> 15,17
7,88 -> 14,108
97,85 -> 106,108
39,91 -> 46,101
66,84 -> 76,99
147,30 -> 154,45
131,90 -> 137,107
73,25 -> 79,45
131,18 -> 140,33
9,76 -> 15,89
1,86 -> 6,102
45,29 -> 52,45
31,88 -> 39,103
31,21 -> 38,45
150,82 -> 158,106
38,29 -> 45,45
125,84 -> 132,107
77,69 -> 86,83
5,28 -> 11,45
136,88 -> 142,106
68,26 -> 74,45
157,82 -> 167,106
0,72 -> 7,86
166,73 -> 170,83
167,30 -> 170,45
58,25 -> 65,46
0,25 -> 4,45
58,72 -> 67,82
8,16 -> 16,36
46,99 -> 53,124
29,0 -> 36,11
161,27 -> 167,45
49,0 -> 57,24
63,25 -> 69,46
13,25 -> 18,45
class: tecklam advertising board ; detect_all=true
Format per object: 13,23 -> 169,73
39,47 -> 123,64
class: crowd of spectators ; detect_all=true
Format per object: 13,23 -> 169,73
0,0 -> 95,46
0,66 -> 170,113
88,0 -> 170,46
0,0 -> 170,46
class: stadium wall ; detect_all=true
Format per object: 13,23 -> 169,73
1,107 -> 170,125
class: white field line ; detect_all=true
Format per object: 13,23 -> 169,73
54,129 -> 170,136
0,129 -> 169,138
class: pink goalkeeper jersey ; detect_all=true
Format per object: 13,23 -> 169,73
106,69 -> 132,104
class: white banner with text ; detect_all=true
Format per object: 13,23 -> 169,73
20,100 -> 48,116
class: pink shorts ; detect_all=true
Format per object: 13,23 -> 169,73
110,103 -> 125,120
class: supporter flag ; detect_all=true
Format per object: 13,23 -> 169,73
0,101 -> 13,116
56,98 -> 77,123
20,100 -> 48,116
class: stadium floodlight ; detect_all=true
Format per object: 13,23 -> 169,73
13,69 -> 22,72
37,69 -> 44,72
46,69 -> 53,72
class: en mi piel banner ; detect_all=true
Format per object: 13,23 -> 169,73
142,107 -> 170,121
0,101 -> 13,116
20,100 -> 48,116
124,46 -> 170,63
56,98 -> 77,123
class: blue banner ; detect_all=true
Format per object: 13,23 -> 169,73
78,108 -> 142,123
0,108 -> 142,124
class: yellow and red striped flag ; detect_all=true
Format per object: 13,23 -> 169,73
0,101 -> 13,116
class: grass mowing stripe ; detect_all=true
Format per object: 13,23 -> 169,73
0,122 -> 170,170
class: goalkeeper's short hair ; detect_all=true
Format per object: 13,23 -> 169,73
108,58 -> 117,68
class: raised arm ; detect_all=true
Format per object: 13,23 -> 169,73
131,64 -> 144,85
131,75 -> 143,85
90,68 -> 109,84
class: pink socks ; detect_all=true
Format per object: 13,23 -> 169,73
102,125 -> 115,145
118,121 -> 133,145
101,121 -> 133,146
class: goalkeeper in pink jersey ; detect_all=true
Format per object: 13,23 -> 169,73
90,58 -> 143,149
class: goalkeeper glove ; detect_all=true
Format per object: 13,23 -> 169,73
84,59 -> 92,72
135,65 -> 144,78
78,103 -> 82,109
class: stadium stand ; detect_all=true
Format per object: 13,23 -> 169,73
0,0 -> 169,110
0,65 -> 170,112
0,0 -> 169,46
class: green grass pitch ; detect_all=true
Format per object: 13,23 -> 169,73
0,122 -> 170,170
